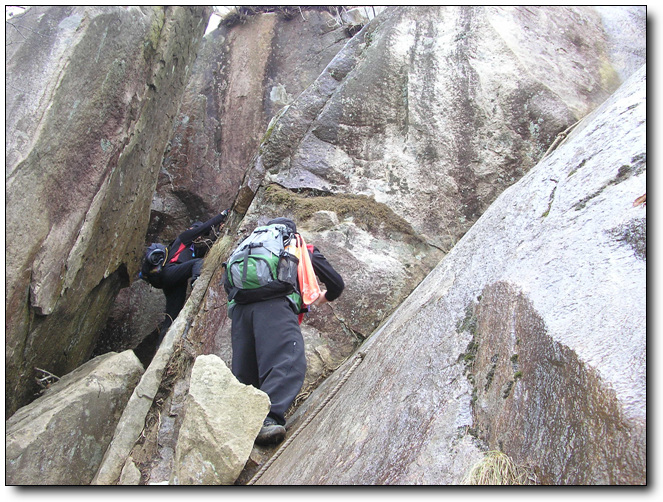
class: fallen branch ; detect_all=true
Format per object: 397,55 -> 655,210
34,367 -> 60,390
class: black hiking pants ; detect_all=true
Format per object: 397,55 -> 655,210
160,258 -> 203,339
230,297 -> 307,425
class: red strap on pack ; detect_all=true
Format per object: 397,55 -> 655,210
169,243 -> 186,263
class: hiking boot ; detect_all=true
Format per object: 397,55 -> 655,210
256,417 -> 286,446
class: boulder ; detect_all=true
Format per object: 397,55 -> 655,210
5,351 -> 144,485
171,354 -> 270,485
5,6 -> 212,417
94,280 -> 166,357
340,7 -> 371,30
255,65 -> 646,485
118,458 -> 142,485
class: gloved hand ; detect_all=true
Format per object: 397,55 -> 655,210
312,291 -> 328,307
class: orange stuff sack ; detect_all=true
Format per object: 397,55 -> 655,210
295,234 -> 321,305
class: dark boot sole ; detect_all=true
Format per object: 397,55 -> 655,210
256,425 -> 286,446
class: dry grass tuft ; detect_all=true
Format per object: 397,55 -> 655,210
263,183 -> 420,239
463,450 -> 538,485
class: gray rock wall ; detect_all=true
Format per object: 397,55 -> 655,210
203,5 -> 645,419
148,9 -> 355,241
99,9 -> 357,355
257,65 -> 646,485
5,6 -> 212,417
258,6 -> 636,246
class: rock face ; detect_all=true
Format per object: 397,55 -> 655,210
255,65 -> 646,485
171,354 -> 270,485
252,5 -> 626,245
103,9 -> 359,355
147,8 -> 356,241
5,351 -> 144,485
199,5 -> 646,413
4,5 -> 646,487
4,6 -> 212,417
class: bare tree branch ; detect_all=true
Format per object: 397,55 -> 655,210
34,367 -> 60,390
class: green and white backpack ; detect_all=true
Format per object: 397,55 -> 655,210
224,223 -> 301,310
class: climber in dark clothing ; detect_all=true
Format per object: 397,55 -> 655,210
141,209 -> 228,338
159,209 -> 228,334
225,217 -> 344,446
135,209 -> 228,367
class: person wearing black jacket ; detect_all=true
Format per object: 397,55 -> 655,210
142,209 -> 228,338
225,217 -> 344,446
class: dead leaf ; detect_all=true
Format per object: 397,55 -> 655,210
633,193 -> 646,207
